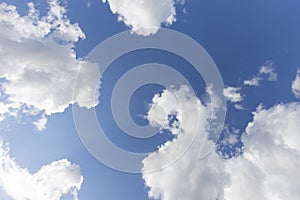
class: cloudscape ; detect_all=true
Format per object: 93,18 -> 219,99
0,1 -> 299,200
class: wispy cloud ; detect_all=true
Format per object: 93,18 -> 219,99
223,86 -> 243,102
223,86 -> 245,110
244,60 -> 277,86
32,115 -> 47,131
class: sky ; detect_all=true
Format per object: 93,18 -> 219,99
0,0 -> 300,200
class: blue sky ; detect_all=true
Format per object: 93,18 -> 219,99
0,0 -> 300,200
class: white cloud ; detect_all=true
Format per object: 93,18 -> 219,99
233,104 -> 246,110
33,115 -> 48,131
291,69 -> 300,99
223,86 -> 243,103
0,139 -> 83,200
244,60 -> 277,86
225,103 -> 300,200
0,1 -> 101,128
0,102 -> 8,114
143,85 -> 300,200
143,85 -> 228,200
101,0 -> 186,36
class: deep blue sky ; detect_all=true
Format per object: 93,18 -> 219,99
1,0 -> 300,199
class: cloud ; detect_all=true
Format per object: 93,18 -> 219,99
143,85 -> 300,200
217,127 -> 243,159
244,60 -> 277,86
0,1 -> 101,128
101,0 -> 186,36
143,85 -> 228,200
223,86 -> 244,110
223,86 -> 243,103
225,103 -> 300,200
32,115 -> 48,131
292,69 -> 300,99
0,139 -> 83,200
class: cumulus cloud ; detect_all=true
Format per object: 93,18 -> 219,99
143,85 -> 228,200
0,139 -> 83,200
143,85 -> 300,200
244,60 -> 277,86
101,0 -> 186,36
225,103 -> 300,200
291,69 -> 300,99
0,1 -> 101,128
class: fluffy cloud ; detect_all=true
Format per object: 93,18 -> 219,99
143,85 -> 300,200
244,60 -> 277,86
101,0 -> 185,36
225,103 -> 300,200
143,85 -> 228,200
0,139 -> 83,200
291,69 -> 300,99
223,86 -> 242,103
0,1 -> 101,129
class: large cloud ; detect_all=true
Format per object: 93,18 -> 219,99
224,103 -> 300,200
143,85 -> 228,200
0,139 -> 83,200
101,0 -> 185,36
0,1 -> 101,129
143,85 -> 300,200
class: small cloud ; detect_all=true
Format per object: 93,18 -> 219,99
233,104 -> 246,110
244,60 -> 277,86
33,115 -> 47,131
223,87 -> 243,103
292,69 -> 300,99
223,86 -> 245,110
243,77 -> 262,86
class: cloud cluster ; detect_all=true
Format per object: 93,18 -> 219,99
0,140 -> 83,200
225,103 -> 300,200
143,85 -> 300,200
0,0 -> 101,129
143,85 -> 228,200
244,60 -> 277,86
101,0 -> 185,36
